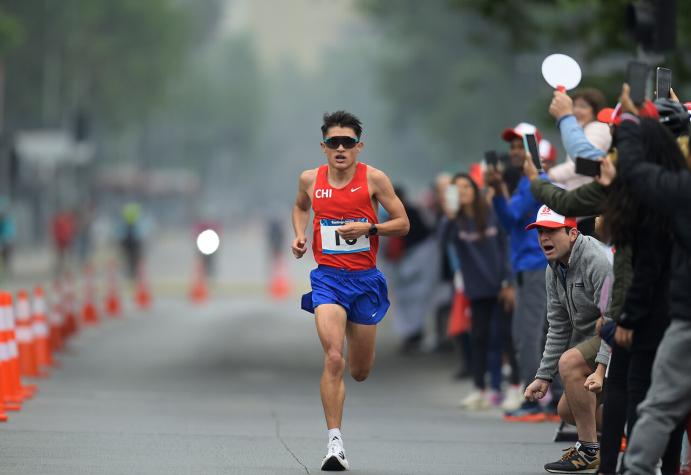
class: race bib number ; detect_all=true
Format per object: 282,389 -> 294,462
320,218 -> 371,254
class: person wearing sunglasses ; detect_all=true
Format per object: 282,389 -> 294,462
291,110 -> 409,471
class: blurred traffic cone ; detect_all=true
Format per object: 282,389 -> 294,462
134,262 -> 151,310
49,282 -> 65,355
32,287 -> 53,373
269,255 -> 291,299
0,292 -> 12,420
189,258 -> 208,304
1,291 -> 34,404
15,290 -> 42,378
81,265 -> 100,325
61,274 -> 79,339
104,260 -> 122,317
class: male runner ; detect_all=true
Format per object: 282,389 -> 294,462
292,111 -> 409,471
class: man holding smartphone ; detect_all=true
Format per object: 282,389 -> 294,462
486,122 -> 549,419
523,206 -> 612,473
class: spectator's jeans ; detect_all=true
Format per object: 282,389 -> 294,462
512,269 -> 546,385
624,319 -> 691,475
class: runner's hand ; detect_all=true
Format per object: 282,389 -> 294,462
292,236 -> 307,259
584,372 -> 604,393
337,222 -> 370,240
524,379 -> 550,402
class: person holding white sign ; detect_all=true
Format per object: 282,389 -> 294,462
291,111 -> 409,471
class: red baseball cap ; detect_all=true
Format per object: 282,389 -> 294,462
525,205 -> 577,231
597,100 -> 661,125
501,122 -> 542,143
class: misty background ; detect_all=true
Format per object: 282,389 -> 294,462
0,0 -> 689,243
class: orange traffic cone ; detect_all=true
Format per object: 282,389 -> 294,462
134,262 -> 151,310
269,256 -> 291,299
32,287 -> 53,372
62,275 -> 79,339
81,265 -> 100,325
15,290 -> 41,378
49,282 -> 64,355
0,292 -> 11,420
189,259 -> 208,304
104,260 -> 122,317
1,291 -> 34,404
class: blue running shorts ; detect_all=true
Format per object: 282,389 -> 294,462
301,265 -> 390,325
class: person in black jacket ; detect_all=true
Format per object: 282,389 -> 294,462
611,85 -> 691,475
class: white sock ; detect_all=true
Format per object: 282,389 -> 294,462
328,428 -> 343,446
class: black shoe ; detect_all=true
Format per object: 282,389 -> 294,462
544,444 -> 599,473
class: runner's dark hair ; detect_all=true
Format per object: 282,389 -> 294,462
322,111 -> 363,139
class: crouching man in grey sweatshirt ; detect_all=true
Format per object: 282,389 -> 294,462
523,206 -> 612,474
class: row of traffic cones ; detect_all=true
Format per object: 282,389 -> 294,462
0,261 -> 153,422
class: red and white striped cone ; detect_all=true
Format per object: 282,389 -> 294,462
105,260 -> 122,317
49,282 -> 64,355
1,291 -> 34,403
0,292 -> 13,419
61,275 -> 79,339
32,287 -> 53,373
15,290 -> 41,378
81,265 -> 100,326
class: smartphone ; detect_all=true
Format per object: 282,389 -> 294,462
627,61 -> 649,105
575,156 -> 601,177
655,67 -> 672,99
484,150 -> 499,168
523,133 -> 541,171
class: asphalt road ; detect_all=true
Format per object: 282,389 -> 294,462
0,293 -> 569,475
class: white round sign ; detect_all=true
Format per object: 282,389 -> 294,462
196,229 -> 220,255
541,54 -> 582,91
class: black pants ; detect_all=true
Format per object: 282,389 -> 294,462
469,297 -> 519,390
600,344 -> 685,474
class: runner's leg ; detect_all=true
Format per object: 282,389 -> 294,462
315,304 -> 348,429
346,321 -> 377,382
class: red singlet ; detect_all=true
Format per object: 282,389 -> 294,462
311,162 -> 379,270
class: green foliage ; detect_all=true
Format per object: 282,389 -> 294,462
0,7 -> 23,56
359,0 -> 691,168
1,0 -> 203,129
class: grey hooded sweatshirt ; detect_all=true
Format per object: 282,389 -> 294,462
536,234 -> 612,381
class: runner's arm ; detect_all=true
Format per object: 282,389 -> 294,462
370,169 -> 409,237
291,170 -> 313,258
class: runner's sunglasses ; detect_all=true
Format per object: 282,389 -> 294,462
323,136 -> 359,150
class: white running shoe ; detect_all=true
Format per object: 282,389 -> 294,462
500,385 -> 524,412
459,390 -> 490,410
321,440 -> 349,471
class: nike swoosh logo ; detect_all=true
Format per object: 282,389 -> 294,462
350,186 -> 361,192
371,312 -> 377,318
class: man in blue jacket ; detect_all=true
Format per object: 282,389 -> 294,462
486,122 -> 548,420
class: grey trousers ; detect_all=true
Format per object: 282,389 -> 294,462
624,319 -> 691,475
513,268 -> 547,385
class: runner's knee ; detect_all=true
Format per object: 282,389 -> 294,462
349,366 -> 370,382
325,350 -> 345,376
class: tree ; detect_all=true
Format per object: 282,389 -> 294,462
1,0 -> 199,131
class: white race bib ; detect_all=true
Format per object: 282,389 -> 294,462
320,218 -> 371,254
